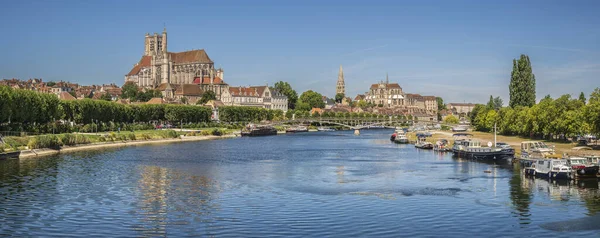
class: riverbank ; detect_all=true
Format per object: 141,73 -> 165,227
4,134 -> 236,159
407,130 -> 600,156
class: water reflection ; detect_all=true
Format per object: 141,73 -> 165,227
1,130 -> 600,236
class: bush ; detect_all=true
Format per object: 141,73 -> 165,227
98,136 -> 106,142
28,135 -> 61,149
186,131 -> 197,136
76,135 -> 90,144
211,128 -> 222,136
60,134 -> 77,146
128,133 -> 136,141
200,130 -> 211,136
0,144 -> 4,153
160,130 -> 178,139
140,133 -> 151,140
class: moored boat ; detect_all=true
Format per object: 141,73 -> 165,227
317,127 -> 336,132
394,133 -> 409,144
567,157 -> 599,179
415,136 -> 433,149
286,126 -> 309,133
534,159 -> 573,180
434,139 -> 451,152
241,124 -> 278,137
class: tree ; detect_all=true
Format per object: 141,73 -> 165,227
509,54 -> 536,108
443,115 -> 459,124
436,97 -> 446,110
579,92 -> 587,104
181,97 -> 188,104
335,93 -> 345,104
99,93 -> 112,101
197,90 -> 216,105
469,104 -> 486,124
357,100 -> 367,108
298,90 -> 325,109
121,82 -> 139,100
46,81 -> 56,87
486,95 -> 495,110
493,96 -> 503,109
274,81 -> 298,109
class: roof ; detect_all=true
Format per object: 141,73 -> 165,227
370,83 -> 402,89
169,50 -> 213,64
127,56 -> 152,76
387,83 -> 401,89
175,84 -> 203,96
146,97 -> 165,104
249,86 -> 268,96
156,83 -> 174,91
229,87 -> 259,97
205,100 -> 225,107
192,76 -> 225,84
423,96 -> 436,100
58,92 -> 76,100
354,94 -> 365,101
448,103 -> 476,107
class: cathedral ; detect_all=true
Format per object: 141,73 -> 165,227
125,28 -> 229,101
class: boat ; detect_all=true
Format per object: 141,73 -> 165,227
451,126 -> 468,132
393,130 -> 409,144
390,127 -> 405,141
434,139 -> 451,152
286,126 -> 309,133
415,136 -> 433,149
452,139 -> 515,160
566,157 -> 599,179
241,124 -> 278,137
317,127 -> 336,132
533,159 -> 573,180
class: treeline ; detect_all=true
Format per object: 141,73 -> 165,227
219,106 -> 283,122
0,86 -> 212,126
471,90 -> 600,139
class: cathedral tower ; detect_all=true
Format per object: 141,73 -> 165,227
336,65 -> 345,95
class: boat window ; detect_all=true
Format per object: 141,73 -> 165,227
538,161 -> 544,165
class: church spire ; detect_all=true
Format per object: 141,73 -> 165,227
336,65 -> 345,95
386,73 -> 389,84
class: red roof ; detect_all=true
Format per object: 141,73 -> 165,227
169,50 -> 213,64
126,56 -> 152,76
192,76 -> 224,84
229,87 -> 258,97
58,92 -> 76,100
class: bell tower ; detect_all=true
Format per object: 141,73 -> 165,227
336,65 -> 345,95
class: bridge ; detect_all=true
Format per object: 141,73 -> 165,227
264,117 -> 458,130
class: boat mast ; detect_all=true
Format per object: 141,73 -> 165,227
494,122 -> 497,148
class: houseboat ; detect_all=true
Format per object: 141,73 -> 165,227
415,136 -> 433,149
241,124 -> 278,137
567,157 -> 599,178
518,141 -> 561,167
452,139 -> 515,160
533,159 -> 573,180
286,126 -> 309,133
394,131 -> 409,144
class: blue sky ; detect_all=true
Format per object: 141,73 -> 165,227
1,0 -> 599,104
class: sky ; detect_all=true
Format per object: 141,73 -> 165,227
1,0 -> 599,104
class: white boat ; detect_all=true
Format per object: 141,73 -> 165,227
317,127 -> 336,132
394,133 -> 409,144
534,159 -> 572,179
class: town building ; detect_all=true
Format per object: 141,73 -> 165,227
447,103 -> 476,115
125,28 -> 230,102
365,74 -> 404,107
225,86 -> 288,111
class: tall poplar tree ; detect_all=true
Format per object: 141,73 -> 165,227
509,54 -> 536,108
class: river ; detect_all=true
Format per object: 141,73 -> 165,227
1,130 -> 599,237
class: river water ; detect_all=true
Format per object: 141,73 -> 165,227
1,130 -> 600,237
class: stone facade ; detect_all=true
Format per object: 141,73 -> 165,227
226,86 -> 288,111
447,103 -> 476,115
365,75 -> 404,107
336,65 -> 345,95
125,28 -> 229,102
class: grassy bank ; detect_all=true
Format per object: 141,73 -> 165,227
0,128 -> 233,152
